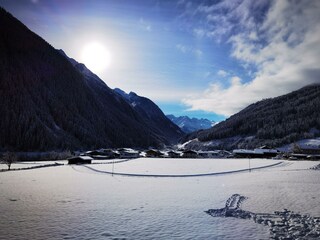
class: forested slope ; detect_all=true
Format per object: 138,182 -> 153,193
0,8 -> 180,151
181,84 -> 320,149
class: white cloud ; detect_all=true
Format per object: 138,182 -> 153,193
193,28 -> 206,38
217,70 -> 228,77
183,76 -> 246,116
177,0 -> 186,6
230,76 -> 241,86
191,0 -> 269,42
176,44 -> 202,57
176,44 -> 187,53
139,18 -> 152,32
193,49 -> 203,57
183,0 -> 320,116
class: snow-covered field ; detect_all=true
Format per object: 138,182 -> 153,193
0,158 -> 319,239
0,160 -> 67,171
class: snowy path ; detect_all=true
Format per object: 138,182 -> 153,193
78,161 -> 284,178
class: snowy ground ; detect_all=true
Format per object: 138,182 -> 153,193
83,158 -> 282,177
0,158 -> 319,240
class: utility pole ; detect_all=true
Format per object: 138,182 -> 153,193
112,159 -> 114,176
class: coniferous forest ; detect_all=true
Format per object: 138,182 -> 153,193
182,84 -> 320,149
0,8 -> 182,151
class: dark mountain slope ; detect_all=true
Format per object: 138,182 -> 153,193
0,7 -> 173,151
60,50 -> 184,145
181,84 -> 320,149
114,89 -> 184,144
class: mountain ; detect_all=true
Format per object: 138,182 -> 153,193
166,114 -> 215,133
58,49 -> 106,87
62,53 -> 184,145
114,89 -> 184,143
0,7 -> 181,151
181,84 -> 320,150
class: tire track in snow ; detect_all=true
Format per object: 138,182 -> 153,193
77,161 -> 284,178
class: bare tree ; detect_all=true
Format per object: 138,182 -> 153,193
1,152 -> 17,170
291,143 -> 301,154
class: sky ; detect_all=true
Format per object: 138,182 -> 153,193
1,0 -> 320,122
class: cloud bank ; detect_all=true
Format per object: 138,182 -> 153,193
183,0 -> 320,116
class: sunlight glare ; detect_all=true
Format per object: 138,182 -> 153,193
81,42 -> 111,73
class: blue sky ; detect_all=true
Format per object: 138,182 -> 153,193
1,0 -> 320,121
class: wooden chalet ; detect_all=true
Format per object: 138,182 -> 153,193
117,148 -> 140,159
167,151 -> 181,158
181,150 -> 198,158
145,149 -> 163,158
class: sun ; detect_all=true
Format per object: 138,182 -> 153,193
81,42 -> 112,73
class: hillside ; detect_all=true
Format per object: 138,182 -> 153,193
114,89 -> 184,143
181,84 -> 320,150
0,7 -> 181,151
166,114 -> 214,133
60,51 -> 183,144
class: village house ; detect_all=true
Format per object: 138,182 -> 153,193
85,150 -> 101,156
167,150 -> 181,158
101,149 -> 120,159
145,149 -> 163,158
197,151 -> 220,158
290,143 -> 320,159
68,156 -> 93,165
181,150 -> 198,158
117,148 -> 140,159
233,146 -> 279,158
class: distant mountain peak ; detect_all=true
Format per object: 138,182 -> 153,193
129,91 -> 137,96
114,88 -> 125,94
167,115 -> 215,133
